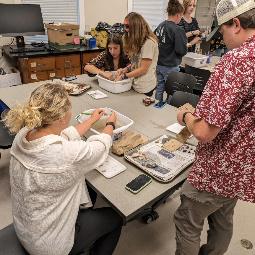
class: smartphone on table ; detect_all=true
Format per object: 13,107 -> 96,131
125,174 -> 152,194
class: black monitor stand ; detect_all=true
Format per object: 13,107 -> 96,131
16,36 -> 25,48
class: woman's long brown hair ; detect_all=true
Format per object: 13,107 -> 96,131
123,12 -> 158,59
105,33 -> 129,71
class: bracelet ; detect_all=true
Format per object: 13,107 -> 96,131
191,31 -> 194,36
121,73 -> 128,80
182,111 -> 192,125
106,122 -> 115,130
98,70 -> 102,76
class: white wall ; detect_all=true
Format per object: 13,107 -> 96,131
84,0 -> 128,31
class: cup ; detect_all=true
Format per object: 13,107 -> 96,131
206,54 -> 212,64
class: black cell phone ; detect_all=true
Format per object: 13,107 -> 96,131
125,174 -> 152,194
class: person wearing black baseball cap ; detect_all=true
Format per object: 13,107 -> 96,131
174,0 -> 255,254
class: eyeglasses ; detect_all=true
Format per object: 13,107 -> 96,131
188,4 -> 196,7
123,24 -> 129,29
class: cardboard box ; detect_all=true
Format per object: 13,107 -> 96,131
45,23 -> 80,46
0,68 -> 22,88
48,41 -> 80,51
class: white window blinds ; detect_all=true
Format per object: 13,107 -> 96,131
131,0 -> 168,30
21,0 -> 79,25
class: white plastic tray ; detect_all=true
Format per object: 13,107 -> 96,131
76,107 -> 134,142
96,71 -> 133,93
96,155 -> 126,178
182,52 -> 209,68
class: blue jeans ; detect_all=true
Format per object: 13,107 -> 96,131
215,48 -> 229,57
156,65 -> 180,102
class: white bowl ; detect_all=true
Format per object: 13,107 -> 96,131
76,107 -> 134,142
96,71 -> 133,93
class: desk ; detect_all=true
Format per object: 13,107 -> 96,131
2,45 -> 104,84
0,75 -> 198,224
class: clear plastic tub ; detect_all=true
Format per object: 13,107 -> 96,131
76,107 -> 134,142
182,53 -> 209,68
96,71 -> 133,93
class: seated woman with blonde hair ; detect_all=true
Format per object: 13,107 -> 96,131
3,82 -> 122,255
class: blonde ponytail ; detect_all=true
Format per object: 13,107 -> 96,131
3,82 -> 70,134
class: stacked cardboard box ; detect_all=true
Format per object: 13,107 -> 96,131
45,23 -> 80,50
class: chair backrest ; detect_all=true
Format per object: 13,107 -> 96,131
165,71 -> 197,97
185,64 -> 211,94
0,99 -> 14,149
169,91 -> 200,108
0,224 -> 29,255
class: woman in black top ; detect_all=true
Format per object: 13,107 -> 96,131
178,0 -> 200,52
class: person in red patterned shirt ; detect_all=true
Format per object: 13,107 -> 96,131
174,0 -> 255,254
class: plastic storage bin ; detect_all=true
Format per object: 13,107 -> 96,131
76,107 -> 134,142
96,71 -> 133,94
182,53 -> 209,68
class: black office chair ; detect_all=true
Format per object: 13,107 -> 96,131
165,71 -> 197,102
185,64 -> 211,96
0,100 -> 15,158
0,224 -> 29,255
169,91 -> 200,108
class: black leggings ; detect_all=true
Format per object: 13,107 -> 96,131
69,187 -> 123,255
144,87 -> 156,97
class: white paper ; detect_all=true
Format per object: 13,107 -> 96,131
166,123 -> 185,134
166,123 -> 193,138
96,155 -> 126,178
87,90 -> 108,99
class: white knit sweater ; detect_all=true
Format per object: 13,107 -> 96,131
10,126 -> 112,255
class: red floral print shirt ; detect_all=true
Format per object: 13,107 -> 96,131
188,35 -> 255,203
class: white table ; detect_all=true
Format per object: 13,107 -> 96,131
0,75 -> 198,224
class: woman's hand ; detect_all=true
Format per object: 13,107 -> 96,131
106,110 -> 117,124
116,68 -> 125,76
102,72 -> 114,81
90,109 -> 105,123
192,30 -> 201,36
114,75 -> 123,82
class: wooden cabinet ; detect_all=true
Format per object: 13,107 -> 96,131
48,69 -> 65,79
16,49 -> 104,84
28,71 -> 48,83
82,52 -> 102,74
27,57 -> 55,72
55,54 -> 80,69
65,67 -> 81,76
18,54 -> 81,84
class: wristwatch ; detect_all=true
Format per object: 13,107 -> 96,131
182,111 -> 192,125
122,73 -> 128,80
106,122 -> 115,130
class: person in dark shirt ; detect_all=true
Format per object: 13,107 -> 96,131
154,0 -> 187,103
178,0 -> 200,52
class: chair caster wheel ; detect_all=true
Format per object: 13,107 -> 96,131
142,211 -> 159,224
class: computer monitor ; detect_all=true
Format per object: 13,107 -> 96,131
0,4 -> 45,48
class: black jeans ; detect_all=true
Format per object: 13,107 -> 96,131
144,87 -> 156,97
69,186 -> 123,255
